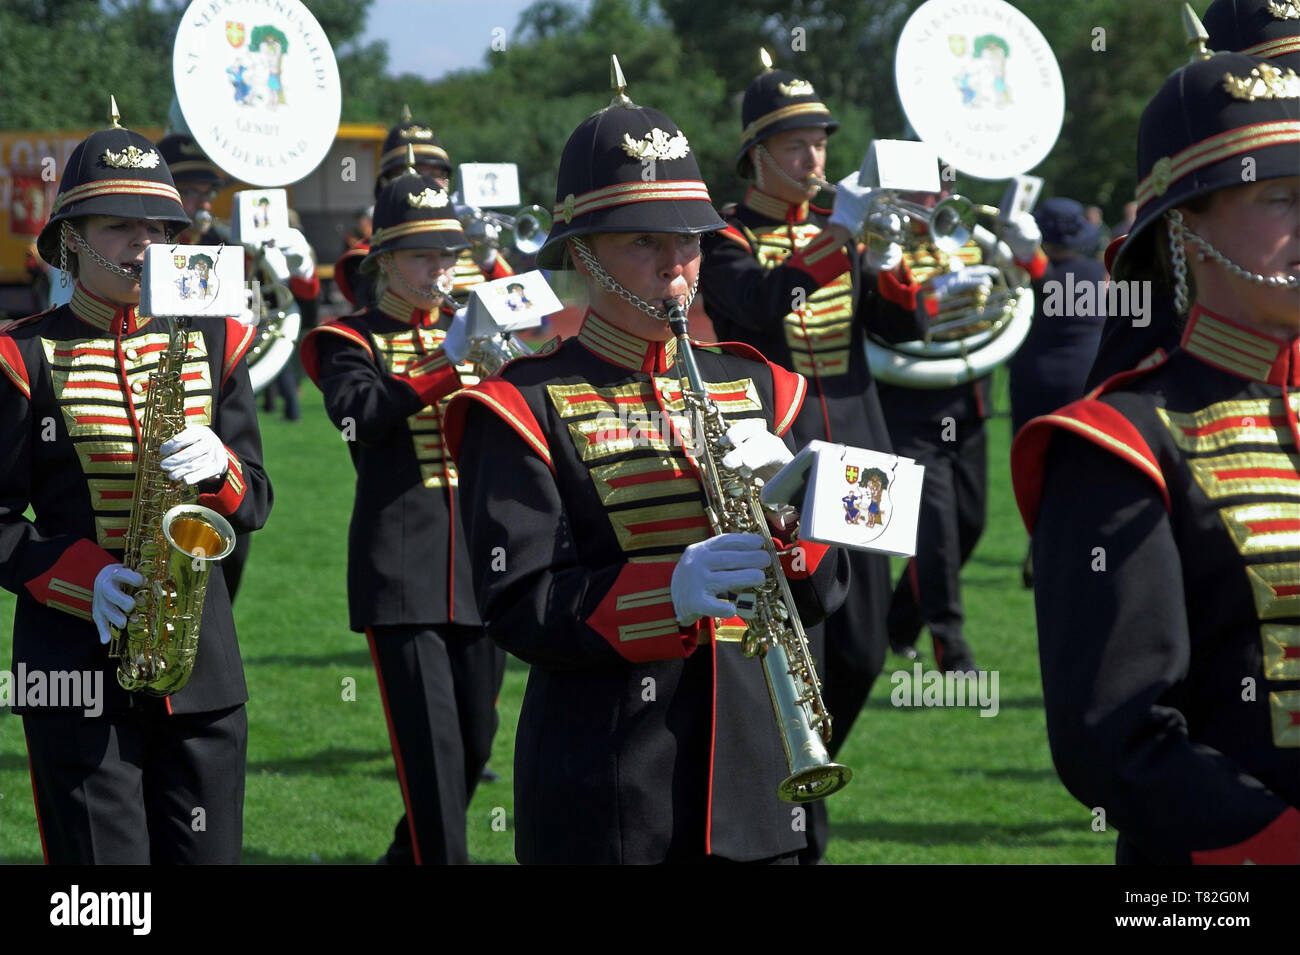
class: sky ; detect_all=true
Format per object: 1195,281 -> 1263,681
358,0 -> 578,80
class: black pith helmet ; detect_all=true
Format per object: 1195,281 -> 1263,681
375,104 -> 452,197
1109,51 -> 1300,283
36,96 -> 190,266
734,48 -> 839,178
536,55 -> 725,271
361,148 -> 469,274
1204,0 -> 1300,69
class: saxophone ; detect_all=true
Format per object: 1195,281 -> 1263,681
107,317 -> 236,696
665,300 -> 851,803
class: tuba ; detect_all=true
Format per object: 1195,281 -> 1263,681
863,193 -> 1035,388
107,316 -> 235,695
666,299 -> 851,803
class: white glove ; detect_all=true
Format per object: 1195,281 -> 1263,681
159,425 -> 229,485
926,264 -> 1001,302
826,171 -> 877,236
92,563 -> 143,645
721,418 -> 794,483
259,245 -> 292,284
274,227 -> 316,282
441,307 -> 471,364
1001,211 -> 1042,262
671,533 -> 773,626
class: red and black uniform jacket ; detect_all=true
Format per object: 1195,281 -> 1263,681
0,284 -> 273,716
300,288 -> 478,630
1012,305 -> 1300,865
443,309 -> 850,864
699,186 -> 926,451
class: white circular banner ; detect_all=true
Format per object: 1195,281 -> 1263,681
173,0 -> 341,186
895,0 -> 1064,180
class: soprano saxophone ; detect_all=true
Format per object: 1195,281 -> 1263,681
665,300 -> 851,802
107,316 -> 235,695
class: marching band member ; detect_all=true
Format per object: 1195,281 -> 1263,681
1012,51 -> 1299,864
300,161 -> 503,865
334,109 -> 513,310
0,109 -> 272,863
878,186 -> 1046,671
1087,0 -> 1299,388
698,56 -> 926,829
444,67 -> 849,865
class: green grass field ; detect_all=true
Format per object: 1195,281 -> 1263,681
0,368 -> 1114,864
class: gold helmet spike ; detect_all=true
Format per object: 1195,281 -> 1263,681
1182,3 -> 1212,60
609,53 -> 635,108
404,143 -> 417,176
109,94 -> 122,128
401,103 -> 412,123
760,47 -> 774,71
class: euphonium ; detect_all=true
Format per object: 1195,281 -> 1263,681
665,299 -> 851,803
108,316 -> 235,695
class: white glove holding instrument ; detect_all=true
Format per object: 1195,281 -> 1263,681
865,209 -> 905,272
159,425 -> 229,485
441,306 -> 471,364
93,563 -> 143,644
721,418 -> 794,483
274,227 -> 316,282
671,533 -> 774,626
826,171 -> 878,237
1000,211 -> 1042,262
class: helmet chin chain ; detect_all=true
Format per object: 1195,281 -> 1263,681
381,251 -> 455,307
63,221 -> 143,282
754,144 -> 822,197
570,236 -> 698,322
1166,208 -> 1300,314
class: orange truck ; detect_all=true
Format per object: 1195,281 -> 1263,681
1,122 -> 385,318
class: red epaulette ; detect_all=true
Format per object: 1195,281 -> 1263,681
0,306 -> 57,332
221,317 -> 258,387
1010,397 -> 1171,534
1084,348 -> 1170,400
298,318 -> 373,387
0,332 -> 31,399
696,339 -> 807,438
443,378 -> 553,473
712,224 -> 752,253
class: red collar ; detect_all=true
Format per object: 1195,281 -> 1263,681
69,284 -> 150,335
743,186 -> 810,224
1181,305 -> 1300,388
576,309 -> 679,373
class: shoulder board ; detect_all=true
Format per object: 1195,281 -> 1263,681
221,317 -> 258,387
712,224 -> 753,253
0,332 -> 31,400
443,378 -> 553,473
0,306 -> 57,333
1010,398 -> 1171,534
298,319 -> 374,386
1084,348 -> 1171,400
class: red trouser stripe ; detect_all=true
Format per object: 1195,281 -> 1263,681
366,629 -> 423,865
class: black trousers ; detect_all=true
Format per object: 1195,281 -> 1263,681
23,703 -> 247,864
367,623 -> 505,865
885,417 -> 988,670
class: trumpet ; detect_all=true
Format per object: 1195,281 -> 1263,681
456,203 -> 552,256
